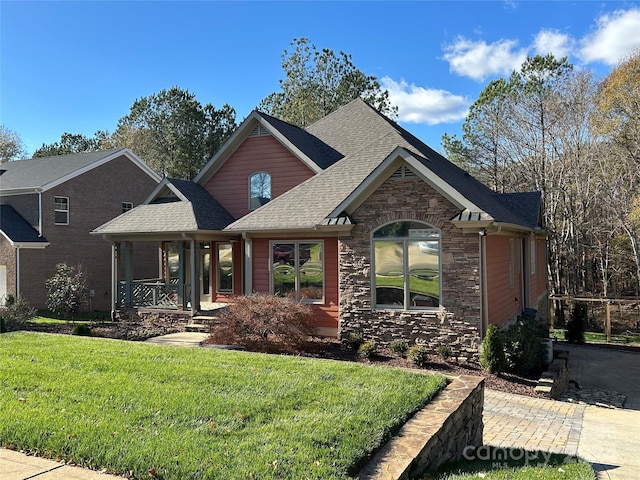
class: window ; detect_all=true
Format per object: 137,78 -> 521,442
530,239 -> 536,275
249,172 -> 271,209
216,243 -> 233,293
271,241 -> 323,303
373,221 -> 440,309
54,197 -> 69,225
122,202 -> 133,213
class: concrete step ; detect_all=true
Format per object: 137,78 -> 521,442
191,315 -> 220,326
185,323 -> 210,333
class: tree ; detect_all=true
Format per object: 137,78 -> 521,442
33,131 -> 114,157
45,263 -> 88,320
0,125 -> 26,162
259,38 -> 397,127
113,87 -> 237,179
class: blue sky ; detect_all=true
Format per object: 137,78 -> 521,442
2,1 -> 640,157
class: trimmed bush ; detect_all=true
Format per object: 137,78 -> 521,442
566,302 -> 587,343
407,344 -> 430,367
344,332 -> 365,350
388,339 -> 409,357
502,316 -> 548,374
72,324 -> 93,336
358,341 -> 377,359
208,293 -> 316,352
480,325 -> 507,374
437,344 -> 452,361
45,263 -> 87,320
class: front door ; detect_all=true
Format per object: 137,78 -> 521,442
200,248 -> 211,303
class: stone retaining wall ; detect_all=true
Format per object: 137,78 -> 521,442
535,351 -> 569,399
114,308 -> 189,325
359,375 -> 484,479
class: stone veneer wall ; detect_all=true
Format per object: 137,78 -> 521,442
359,375 -> 484,479
339,177 -> 482,358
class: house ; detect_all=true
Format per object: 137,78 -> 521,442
93,100 -> 548,353
0,148 -> 162,311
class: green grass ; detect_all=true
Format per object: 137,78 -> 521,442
429,447 -> 595,479
551,328 -> 640,344
0,332 -> 447,479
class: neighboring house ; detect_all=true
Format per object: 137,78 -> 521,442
93,100 -> 548,353
0,148 -> 162,311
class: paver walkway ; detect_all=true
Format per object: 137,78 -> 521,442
483,389 -> 585,456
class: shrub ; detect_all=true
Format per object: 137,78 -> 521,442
389,339 -> 409,357
45,263 -> 88,320
208,293 -> 316,352
407,344 -> 430,367
72,324 -> 93,336
566,302 -> 587,344
502,316 -> 548,374
344,332 -> 365,350
358,341 -> 377,359
480,325 -> 507,374
0,294 -> 36,332
437,344 -> 452,361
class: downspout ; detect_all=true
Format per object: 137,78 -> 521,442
15,246 -> 20,299
479,229 -> 488,338
37,189 -> 43,237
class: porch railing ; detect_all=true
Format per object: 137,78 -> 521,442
117,279 -> 191,309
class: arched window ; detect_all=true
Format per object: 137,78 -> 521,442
249,172 -> 271,209
372,220 -> 440,309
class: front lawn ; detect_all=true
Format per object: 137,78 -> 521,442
0,332 -> 447,479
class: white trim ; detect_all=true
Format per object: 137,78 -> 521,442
54,196 -> 69,225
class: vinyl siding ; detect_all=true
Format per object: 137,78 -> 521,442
202,136 -> 315,219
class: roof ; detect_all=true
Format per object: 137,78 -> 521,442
0,148 -> 161,194
225,99 -> 544,233
92,178 -> 235,236
0,205 -> 49,246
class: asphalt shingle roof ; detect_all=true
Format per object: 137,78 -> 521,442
226,99 -> 543,232
93,178 -> 234,235
0,205 -> 49,244
0,149 -> 125,191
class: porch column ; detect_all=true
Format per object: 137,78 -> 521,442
111,242 -> 120,319
124,241 -> 133,307
190,239 -> 200,315
178,242 -> 186,309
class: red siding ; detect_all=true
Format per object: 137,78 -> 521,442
486,235 -> 523,326
203,136 -> 315,219
531,237 -> 548,303
251,237 -> 338,330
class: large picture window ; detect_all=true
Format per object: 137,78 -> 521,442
373,221 -> 440,309
271,241 -> 323,303
249,172 -> 271,209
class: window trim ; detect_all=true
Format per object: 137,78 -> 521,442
54,196 -> 69,225
122,201 -> 134,213
269,240 -> 324,304
249,171 -> 272,210
371,220 -> 442,311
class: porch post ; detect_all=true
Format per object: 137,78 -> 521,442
178,242 -> 186,309
111,242 -> 120,319
190,239 -> 200,315
124,241 -> 133,307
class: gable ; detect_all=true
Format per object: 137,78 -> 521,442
202,135 -> 316,220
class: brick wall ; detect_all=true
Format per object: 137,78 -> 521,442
338,177 -> 481,357
16,154 -> 159,311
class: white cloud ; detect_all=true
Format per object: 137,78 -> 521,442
442,36 -> 528,81
579,8 -> 640,65
381,77 -> 469,125
533,30 -> 574,58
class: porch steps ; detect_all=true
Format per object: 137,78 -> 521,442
185,315 -> 220,333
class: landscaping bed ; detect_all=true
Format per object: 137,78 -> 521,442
0,331 -> 447,479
